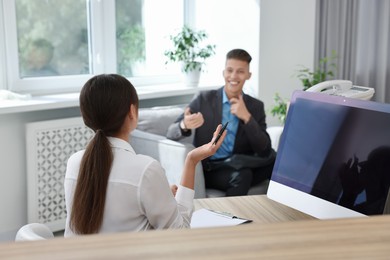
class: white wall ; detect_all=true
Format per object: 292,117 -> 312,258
0,108 -> 81,241
0,0 -> 318,241
259,0 -> 317,126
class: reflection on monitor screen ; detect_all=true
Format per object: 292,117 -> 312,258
267,90 -> 390,219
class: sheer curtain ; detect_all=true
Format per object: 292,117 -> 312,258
315,0 -> 390,103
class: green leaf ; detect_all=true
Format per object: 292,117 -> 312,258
164,25 -> 216,72
293,51 -> 338,90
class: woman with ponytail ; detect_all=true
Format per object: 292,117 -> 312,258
64,74 -> 226,236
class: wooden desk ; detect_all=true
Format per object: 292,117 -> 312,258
1,195 -> 390,259
194,195 -> 315,223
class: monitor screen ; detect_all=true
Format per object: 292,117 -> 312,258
267,90 -> 390,219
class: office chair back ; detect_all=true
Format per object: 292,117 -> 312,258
15,223 -> 54,241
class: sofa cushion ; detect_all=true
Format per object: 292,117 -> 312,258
137,106 -> 184,136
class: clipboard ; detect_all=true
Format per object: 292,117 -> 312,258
190,208 -> 252,228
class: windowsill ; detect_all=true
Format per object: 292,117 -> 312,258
0,83 -> 220,115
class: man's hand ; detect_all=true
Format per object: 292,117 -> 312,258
230,95 -> 251,123
182,107 -> 204,130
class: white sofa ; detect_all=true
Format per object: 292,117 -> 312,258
129,105 -> 283,198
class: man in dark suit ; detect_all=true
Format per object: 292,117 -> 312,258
167,49 -> 275,196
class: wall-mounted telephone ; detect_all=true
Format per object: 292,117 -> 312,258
306,80 -> 375,100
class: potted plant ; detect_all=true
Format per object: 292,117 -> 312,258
117,24 -> 145,77
295,51 -> 338,91
164,25 -> 216,86
271,51 -> 338,124
270,93 -> 288,123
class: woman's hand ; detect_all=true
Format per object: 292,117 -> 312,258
187,124 -> 227,164
180,125 -> 226,190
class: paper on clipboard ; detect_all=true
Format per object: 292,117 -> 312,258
190,208 -> 252,228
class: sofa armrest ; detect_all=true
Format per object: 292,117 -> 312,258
129,129 -> 206,198
266,126 -> 284,152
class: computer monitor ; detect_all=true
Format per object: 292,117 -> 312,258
267,90 -> 390,219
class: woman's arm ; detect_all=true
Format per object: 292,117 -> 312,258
180,124 -> 226,189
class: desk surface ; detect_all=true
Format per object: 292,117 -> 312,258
194,195 -> 315,223
1,195 -> 389,259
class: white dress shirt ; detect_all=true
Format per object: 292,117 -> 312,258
64,137 -> 194,237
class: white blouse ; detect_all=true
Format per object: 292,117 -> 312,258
64,137 -> 194,237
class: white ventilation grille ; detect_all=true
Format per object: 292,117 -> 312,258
26,117 -> 94,232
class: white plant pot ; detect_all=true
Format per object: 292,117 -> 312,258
181,62 -> 201,87
183,69 -> 201,87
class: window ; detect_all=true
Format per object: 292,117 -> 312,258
1,0 -> 259,96
3,0 -> 95,94
116,0 -> 183,78
194,0 -> 260,97
15,0 -> 90,78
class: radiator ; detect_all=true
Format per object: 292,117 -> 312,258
25,117 -> 94,232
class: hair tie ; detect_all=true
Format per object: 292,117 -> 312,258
96,129 -> 105,135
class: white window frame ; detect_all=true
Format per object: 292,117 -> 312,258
1,0 -> 259,98
3,0 -> 96,95
0,1 -> 7,90
2,0 -> 192,95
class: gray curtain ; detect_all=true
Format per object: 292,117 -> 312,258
315,0 -> 390,102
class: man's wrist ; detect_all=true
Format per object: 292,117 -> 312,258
244,114 -> 251,124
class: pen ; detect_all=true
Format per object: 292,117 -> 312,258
213,121 -> 229,145
208,209 -> 237,219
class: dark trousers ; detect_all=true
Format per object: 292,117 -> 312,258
203,153 -> 276,196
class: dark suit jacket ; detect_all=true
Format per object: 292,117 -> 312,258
166,87 -> 273,166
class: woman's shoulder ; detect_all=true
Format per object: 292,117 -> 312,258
67,150 -> 85,165
134,153 -> 158,165
118,152 -> 164,174
65,150 -> 85,179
